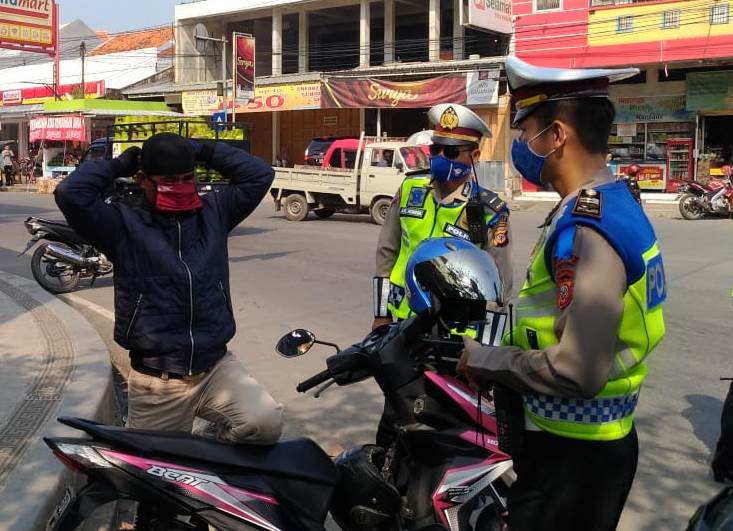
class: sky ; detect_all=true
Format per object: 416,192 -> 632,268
60,0 -> 187,33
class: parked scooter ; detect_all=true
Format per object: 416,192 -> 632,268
677,165 -> 733,220
20,216 -> 113,294
44,312 -> 513,530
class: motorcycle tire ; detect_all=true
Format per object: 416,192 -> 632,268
679,193 -> 707,220
31,243 -> 81,294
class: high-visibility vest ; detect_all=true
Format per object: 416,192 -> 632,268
387,175 -> 499,321
511,181 -> 666,441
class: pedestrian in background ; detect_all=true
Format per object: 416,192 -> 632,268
2,144 -> 14,186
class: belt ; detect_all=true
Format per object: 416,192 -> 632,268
131,362 -> 210,381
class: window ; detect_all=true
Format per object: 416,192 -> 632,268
616,15 -> 634,33
662,10 -> 680,29
344,150 -> 358,169
327,148 -> 342,168
371,149 -> 395,168
534,0 -> 561,11
711,3 -> 730,24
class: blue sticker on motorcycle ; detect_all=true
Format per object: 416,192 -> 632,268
646,254 -> 666,310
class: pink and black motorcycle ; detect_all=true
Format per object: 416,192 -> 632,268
44,312 -> 512,531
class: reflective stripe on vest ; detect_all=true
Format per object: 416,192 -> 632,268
510,203 -> 665,441
387,176 -> 496,321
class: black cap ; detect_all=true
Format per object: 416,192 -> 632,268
140,133 -> 195,176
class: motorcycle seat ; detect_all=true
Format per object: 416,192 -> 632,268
57,417 -> 339,486
31,218 -> 88,245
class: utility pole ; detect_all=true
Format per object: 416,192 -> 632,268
195,33 -> 229,122
80,41 -> 86,99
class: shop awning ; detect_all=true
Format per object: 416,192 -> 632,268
40,99 -> 186,117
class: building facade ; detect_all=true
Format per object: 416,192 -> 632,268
514,0 -> 733,192
150,0 -> 513,190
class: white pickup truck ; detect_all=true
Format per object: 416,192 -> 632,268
269,136 -> 430,224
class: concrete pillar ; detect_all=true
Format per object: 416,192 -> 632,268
360,0 -> 370,68
272,8 -> 282,76
272,112 -> 280,165
384,0 -> 395,64
453,0 -> 464,61
429,0 -> 440,62
298,10 -> 308,73
359,108 -> 366,135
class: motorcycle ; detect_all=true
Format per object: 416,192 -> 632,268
677,174 -> 733,220
44,314 -> 513,530
20,217 -> 113,294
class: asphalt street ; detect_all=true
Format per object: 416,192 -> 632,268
0,190 -> 730,530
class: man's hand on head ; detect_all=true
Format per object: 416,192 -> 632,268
111,146 -> 142,178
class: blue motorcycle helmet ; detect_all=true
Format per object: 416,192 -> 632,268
405,237 -> 504,328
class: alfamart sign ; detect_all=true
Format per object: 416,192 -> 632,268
0,0 -> 54,48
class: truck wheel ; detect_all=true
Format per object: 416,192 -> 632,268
370,198 -> 392,225
284,194 -> 309,221
314,208 -> 335,219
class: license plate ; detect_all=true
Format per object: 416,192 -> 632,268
46,487 -> 74,531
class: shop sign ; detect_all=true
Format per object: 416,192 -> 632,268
613,95 -> 694,123
619,163 -> 666,191
322,75 -> 469,109
233,33 -> 255,105
466,0 -> 512,35
233,82 -> 321,113
182,90 -> 221,115
0,0 -> 55,49
29,115 -> 86,142
687,71 -> 733,111
2,89 -> 21,105
466,70 -> 499,106
616,123 -> 636,137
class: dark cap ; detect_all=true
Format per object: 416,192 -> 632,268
140,132 -> 195,176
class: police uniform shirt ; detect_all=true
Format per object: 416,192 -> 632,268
375,179 -> 514,304
462,168 -> 626,398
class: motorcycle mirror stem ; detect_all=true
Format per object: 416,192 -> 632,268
313,339 -> 341,352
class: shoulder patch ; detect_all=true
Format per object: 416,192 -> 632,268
491,214 -> 509,247
572,189 -> 602,219
479,190 -> 508,214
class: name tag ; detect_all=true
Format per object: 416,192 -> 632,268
646,254 -> 666,310
400,207 -> 426,219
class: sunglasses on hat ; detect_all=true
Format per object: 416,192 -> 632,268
429,144 -> 474,160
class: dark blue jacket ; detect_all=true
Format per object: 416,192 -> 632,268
55,143 -> 275,374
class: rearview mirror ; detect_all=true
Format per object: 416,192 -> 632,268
276,329 -> 316,358
395,162 -> 404,172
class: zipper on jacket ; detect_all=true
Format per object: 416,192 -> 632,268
177,221 -> 195,375
125,293 -> 143,340
219,281 -> 233,317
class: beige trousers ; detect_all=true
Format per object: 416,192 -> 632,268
126,352 -> 284,445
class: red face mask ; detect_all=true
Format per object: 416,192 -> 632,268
154,181 -> 202,212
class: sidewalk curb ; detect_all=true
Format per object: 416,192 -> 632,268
0,272 -> 115,531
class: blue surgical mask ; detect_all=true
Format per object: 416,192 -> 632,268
511,124 -> 558,186
430,155 -> 472,183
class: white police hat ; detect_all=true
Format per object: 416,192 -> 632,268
428,103 -> 492,146
505,56 -> 639,126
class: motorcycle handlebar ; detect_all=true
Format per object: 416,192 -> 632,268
296,369 -> 332,393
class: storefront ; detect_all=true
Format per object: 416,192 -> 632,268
607,95 -> 696,192
686,71 -> 733,181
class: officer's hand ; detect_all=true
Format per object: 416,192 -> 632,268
372,316 -> 393,330
459,337 -> 484,390
111,146 -> 141,177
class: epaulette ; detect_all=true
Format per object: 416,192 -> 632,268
572,188 -> 602,219
478,190 -> 509,214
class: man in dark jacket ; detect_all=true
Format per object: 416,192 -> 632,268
55,133 -> 283,444
713,380 -> 733,483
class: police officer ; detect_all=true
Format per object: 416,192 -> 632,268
458,56 -> 667,531
372,103 -> 513,331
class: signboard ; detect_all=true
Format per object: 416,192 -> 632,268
687,71 -> 733,111
613,95 -> 694,123
233,33 -> 255,105
466,70 -> 499,105
183,83 -> 321,115
619,163 -> 666,191
0,1 -> 55,49
30,115 -> 86,142
467,0 -> 512,35
322,75 -> 468,109
0,81 -> 105,106
182,90 -> 221,115
616,123 -> 637,137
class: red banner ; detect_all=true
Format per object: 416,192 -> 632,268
0,81 -> 105,106
29,115 -> 86,142
321,75 -> 468,109
233,33 -> 255,105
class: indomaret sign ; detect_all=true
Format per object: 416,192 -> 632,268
0,0 -> 55,49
